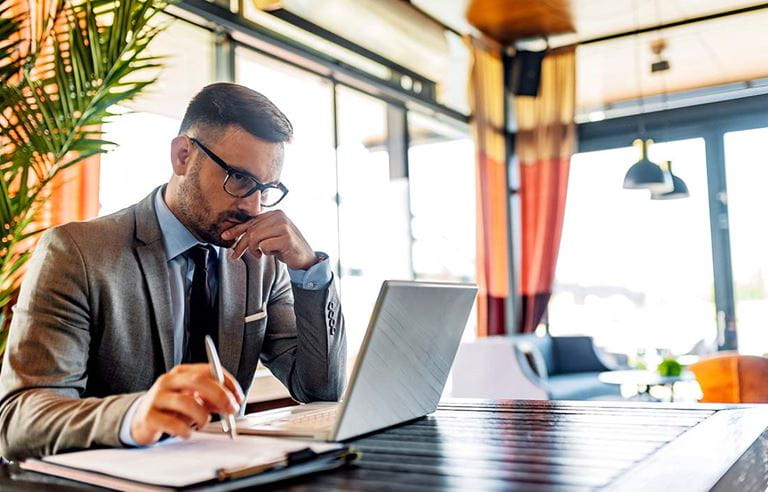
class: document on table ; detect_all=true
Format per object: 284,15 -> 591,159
22,432 -> 345,490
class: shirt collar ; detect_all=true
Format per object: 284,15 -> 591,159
154,187 -> 219,261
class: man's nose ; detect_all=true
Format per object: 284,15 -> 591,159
237,190 -> 262,216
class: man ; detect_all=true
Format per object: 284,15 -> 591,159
0,83 -> 346,459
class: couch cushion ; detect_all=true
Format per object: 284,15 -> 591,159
552,336 -> 611,374
547,372 -> 622,400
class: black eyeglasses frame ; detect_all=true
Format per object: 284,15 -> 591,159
189,137 -> 288,207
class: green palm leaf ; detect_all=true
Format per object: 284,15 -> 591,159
0,0 -> 173,350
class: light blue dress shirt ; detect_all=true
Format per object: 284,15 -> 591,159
119,188 -> 332,445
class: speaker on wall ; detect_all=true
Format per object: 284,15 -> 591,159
507,50 -> 546,97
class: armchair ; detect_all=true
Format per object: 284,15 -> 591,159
513,334 -> 625,400
689,353 -> 768,403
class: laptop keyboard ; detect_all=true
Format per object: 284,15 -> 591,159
268,407 -> 338,430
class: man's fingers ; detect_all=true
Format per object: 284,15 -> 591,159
232,225 -> 285,260
165,364 -> 244,404
154,391 -> 211,429
222,370 -> 245,405
257,237 -> 286,257
168,410 -> 198,429
221,210 -> 283,240
221,219 -> 256,241
190,379 -> 238,414
149,408 -> 193,439
160,367 -> 240,414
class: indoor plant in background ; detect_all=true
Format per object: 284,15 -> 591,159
657,356 -> 683,377
0,0 -> 171,354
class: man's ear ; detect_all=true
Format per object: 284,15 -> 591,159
170,135 -> 193,176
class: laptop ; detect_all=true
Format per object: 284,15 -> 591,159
229,280 -> 477,442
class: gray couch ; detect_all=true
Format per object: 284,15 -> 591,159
513,334 -> 626,400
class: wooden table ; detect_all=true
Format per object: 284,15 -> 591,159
2,399 -> 767,491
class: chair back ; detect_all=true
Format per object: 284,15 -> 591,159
689,353 -> 768,403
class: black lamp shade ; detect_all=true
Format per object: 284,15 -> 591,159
623,139 -> 673,193
651,161 -> 689,200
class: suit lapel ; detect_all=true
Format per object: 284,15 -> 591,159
218,251 -> 246,377
134,189 -> 175,372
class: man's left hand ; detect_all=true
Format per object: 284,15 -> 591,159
221,210 -> 318,270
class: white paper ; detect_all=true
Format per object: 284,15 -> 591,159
42,432 -> 340,487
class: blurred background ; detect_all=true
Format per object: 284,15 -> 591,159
9,0 -> 768,403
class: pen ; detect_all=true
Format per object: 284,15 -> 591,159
204,335 -> 238,440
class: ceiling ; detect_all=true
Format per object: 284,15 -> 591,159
414,0 -> 768,42
576,8 -> 768,111
414,0 -> 768,110
570,0 -> 767,42
256,1 -> 768,112
464,0 -> 573,42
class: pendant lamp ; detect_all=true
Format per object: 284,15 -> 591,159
622,139 -> 673,193
651,161 -> 689,200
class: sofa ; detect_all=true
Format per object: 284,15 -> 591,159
513,334 -> 625,400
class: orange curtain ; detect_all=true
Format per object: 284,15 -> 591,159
45,154 -> 102,226
515,47 -> 576,333
4,1 -> 102,228
467,36 -> 509,337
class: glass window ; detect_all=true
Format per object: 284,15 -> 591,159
236,49 -> 339,265
724,127 -> 768,355
99,19 -> 215,216
336,86 -> 412,354
241,1 -> 469,113
408,112 -> 475,283
549,138 -> 717,360
99,111 -> 181,215
408,111 -> 477,341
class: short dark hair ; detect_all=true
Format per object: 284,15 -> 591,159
179,83 -> 293,143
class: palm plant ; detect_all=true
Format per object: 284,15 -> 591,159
0,0 -> 171,353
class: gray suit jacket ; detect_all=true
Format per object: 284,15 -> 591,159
0,191 -> 346,459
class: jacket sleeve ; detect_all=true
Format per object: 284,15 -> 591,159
259,258 -> 346,403
0,227 -> 141,460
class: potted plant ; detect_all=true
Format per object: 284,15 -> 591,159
0,0 -> 171,354
657,357 -> 683,377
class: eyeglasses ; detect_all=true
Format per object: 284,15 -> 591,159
189,137 -> 288,207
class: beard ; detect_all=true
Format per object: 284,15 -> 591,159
175,162 -> 252,247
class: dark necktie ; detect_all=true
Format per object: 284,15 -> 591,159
184,244 -> 218,363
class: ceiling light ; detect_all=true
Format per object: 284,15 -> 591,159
623,139 -> 673,193
650,161 -> 689,200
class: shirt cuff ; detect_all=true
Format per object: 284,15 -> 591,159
288,252 -> 332,290
119,395 -> 144,447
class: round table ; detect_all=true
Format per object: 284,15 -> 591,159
598,369 -> 696,402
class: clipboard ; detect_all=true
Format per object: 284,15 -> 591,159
200,448 -> 359,491
21,433 -> 359,491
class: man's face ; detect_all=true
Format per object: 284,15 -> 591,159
174,126 -> 284,247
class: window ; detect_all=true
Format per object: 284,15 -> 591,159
335,87 -> 413,353
408,111 -> 477,340
550,138 -> 717,358
236,49 -> 339,265
724,127 -> 768,355
408,112 -> 475,282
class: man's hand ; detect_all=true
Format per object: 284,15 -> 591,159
221,210 -> 318,270
130,364 -> 245,446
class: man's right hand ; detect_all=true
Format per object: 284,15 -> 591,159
130,364 -> 245,446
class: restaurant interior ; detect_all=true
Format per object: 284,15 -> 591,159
3,0 -> 768,489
